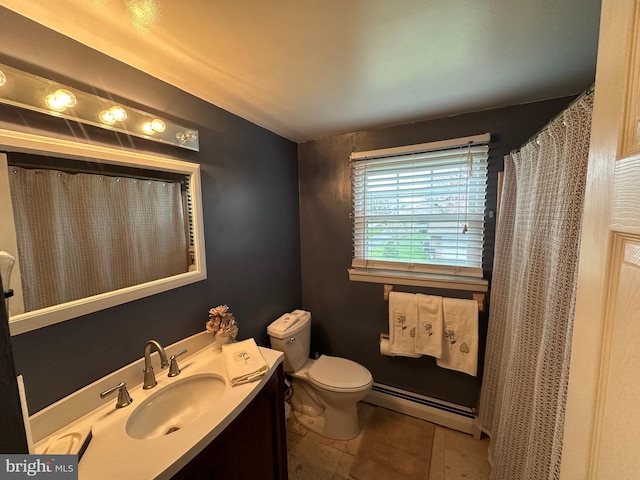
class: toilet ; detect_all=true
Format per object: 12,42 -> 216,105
267,309 -> 373,440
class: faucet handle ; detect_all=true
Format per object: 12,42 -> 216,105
100,382 -> 133,408
168,348 -> 188,377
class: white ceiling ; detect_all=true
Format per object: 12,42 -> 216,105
2,0 -> 601,142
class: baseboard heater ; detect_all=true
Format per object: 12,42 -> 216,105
364,383 -> 481,438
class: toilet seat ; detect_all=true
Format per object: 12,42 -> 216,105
308,355 -> 372,393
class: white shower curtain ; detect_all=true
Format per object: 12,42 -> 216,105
477,92 -> 594,479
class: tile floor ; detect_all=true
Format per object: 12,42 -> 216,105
286,402 -> 491,480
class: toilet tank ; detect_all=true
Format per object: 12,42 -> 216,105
267,310 -> 311,373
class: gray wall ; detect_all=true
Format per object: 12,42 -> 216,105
298,97 -> 578,407
0,7 -> 301,415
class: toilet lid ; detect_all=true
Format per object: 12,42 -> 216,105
308,355 -> 372,392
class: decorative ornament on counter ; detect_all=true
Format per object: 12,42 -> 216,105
206,305 -> 238,350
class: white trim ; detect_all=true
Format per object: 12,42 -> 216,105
562,0 -> 634,477
350,133 -> 490,161
1,128 -> 208,335
351,259 -> 484,278
348,268 -> 488,292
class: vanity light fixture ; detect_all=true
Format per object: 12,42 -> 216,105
0,62 -> 199,151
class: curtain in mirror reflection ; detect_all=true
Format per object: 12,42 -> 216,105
8,164 -> 189,313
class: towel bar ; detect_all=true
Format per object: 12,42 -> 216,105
382,284 -> 486,312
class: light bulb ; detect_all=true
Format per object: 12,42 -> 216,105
109,106 -> 127,121
45,94 -> 66,111
176,131 -> 197,144
142,122 -> 154,135
45,89 -> 77,111
0,70 -> 6,87
151,118 -> 165,132
56,89 -> 76,107
99,109 -> 116,125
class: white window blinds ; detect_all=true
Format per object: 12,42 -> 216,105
351,134 -> 489,279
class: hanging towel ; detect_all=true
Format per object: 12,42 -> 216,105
415,294 -> 443,358
436,298 -> 478,376
388,291 -> 421,357
222,338 -> 268,386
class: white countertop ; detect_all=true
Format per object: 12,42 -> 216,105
31,333 -> 283,480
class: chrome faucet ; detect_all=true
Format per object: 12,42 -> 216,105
143,339 -> 169,389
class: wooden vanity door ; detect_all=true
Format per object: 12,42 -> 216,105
563,0 -> 640,478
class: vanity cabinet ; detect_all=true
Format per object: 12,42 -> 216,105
173,363 -> 288,479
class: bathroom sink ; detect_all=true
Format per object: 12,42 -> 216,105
126,374 -> 226,440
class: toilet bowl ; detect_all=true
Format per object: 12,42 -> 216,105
267,310 -> 373,440
290,356 -> 372,440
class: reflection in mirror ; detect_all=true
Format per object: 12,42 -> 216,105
0,250 -> 15,312
0,128 -> 206,335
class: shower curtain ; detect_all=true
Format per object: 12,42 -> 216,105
477,92 -> 594,479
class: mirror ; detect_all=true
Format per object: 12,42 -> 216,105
0,128 -> 207,335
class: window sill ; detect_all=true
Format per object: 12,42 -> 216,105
347,268 -> 489,292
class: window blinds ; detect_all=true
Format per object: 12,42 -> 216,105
351,136 -> 489,278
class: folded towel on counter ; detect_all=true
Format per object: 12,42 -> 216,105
436,298 -> 478,376
43,426 -> 93,459
388,291 -> 421,357
222,338 -> 268,386
415,294 -> 443,359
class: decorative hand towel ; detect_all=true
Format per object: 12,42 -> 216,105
43,426 -> 92,459
415,294 -> 443,358
436,298 -> 478,376
388,291 -> 421,357
222,338 -> 268,386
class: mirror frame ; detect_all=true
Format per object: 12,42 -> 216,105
0,128 -> 207,335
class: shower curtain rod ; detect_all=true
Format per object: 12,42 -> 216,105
512,83 -> 595,154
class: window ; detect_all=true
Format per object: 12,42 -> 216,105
349,133 -> 489,289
